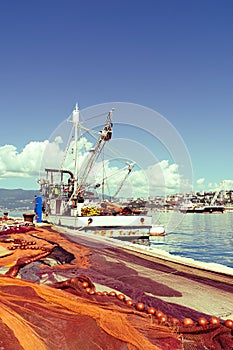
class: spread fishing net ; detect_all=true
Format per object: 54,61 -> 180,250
0,224 -> 232,349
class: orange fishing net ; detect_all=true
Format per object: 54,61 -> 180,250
0,224 -> 232,350
0,276 -> 182,350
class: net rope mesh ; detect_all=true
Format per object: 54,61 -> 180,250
0,225 -> 232,350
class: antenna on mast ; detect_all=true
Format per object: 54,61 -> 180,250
72,103 -> 79,123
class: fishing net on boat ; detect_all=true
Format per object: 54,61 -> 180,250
0,224 -> 232,349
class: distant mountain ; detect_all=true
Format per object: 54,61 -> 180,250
0,188 -> 40,212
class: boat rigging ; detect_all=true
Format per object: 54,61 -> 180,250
38,103 -> 165,238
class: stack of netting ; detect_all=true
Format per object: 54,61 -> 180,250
0,276 -> 232,350
0,277 -> 181,350
0,225 -> 232,349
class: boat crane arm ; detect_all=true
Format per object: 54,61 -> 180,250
210,191 -> 219,206
44,107 -> 115,214
111,162 -> 135,199
210,184 -> 223,206
77,109 -> 114,193
210,181 -> 224,206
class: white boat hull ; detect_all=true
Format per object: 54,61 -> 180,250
43,213 -> 164,241
45,213 -> 151,228
149,224 -> 165,237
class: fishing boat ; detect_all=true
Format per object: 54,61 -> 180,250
38,104 -> 165,241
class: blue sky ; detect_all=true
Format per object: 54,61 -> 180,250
0,0 -> 232,192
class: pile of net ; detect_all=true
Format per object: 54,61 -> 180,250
0,224 -> 232,349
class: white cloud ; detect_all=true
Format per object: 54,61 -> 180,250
89,158 -> 181,198
5,138 -> 231,196
196,178 -> 233,192
0,142 -> 48,179
196,178 -> 205,186
221,180 -> 233,189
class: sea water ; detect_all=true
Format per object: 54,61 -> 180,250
151,211 -> 233,269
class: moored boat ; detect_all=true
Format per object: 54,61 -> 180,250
38,104 -> 165,240
180,205 -> 225,214
193,205 -> 225,213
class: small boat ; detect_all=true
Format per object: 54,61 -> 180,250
38,104 -> 165,240
180,205 -> 225,214
193,205 -> 225,213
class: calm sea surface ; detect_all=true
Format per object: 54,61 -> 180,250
151,211 -> 233,269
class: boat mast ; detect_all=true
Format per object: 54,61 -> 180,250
72,103 -> 80,194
